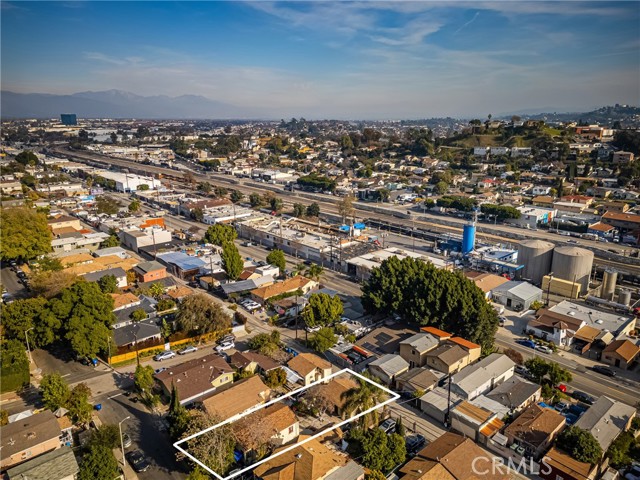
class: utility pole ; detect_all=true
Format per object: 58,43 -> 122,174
25,327 -> 34,364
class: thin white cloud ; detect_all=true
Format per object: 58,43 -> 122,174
453,11 -> 479,35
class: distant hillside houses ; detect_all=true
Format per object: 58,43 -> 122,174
473,146 -> 532,157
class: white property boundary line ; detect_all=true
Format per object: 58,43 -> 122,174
174,368 -> 400,480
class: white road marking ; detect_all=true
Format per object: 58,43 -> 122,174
108,393 -> 123,400
61,374 -> 71,378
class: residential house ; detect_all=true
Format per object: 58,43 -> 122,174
357,325 -> 416,355
229,351 -> 281,375
601,211 -> 640,234
399,432 -> 510,480
419,386 -> 463,424
540,447 -> 598,480
420,326 -> 452,341
133,260 -> 168,283
368,354 -> 410,385
398,333 -> 439,367
612,151 -> 634,164
113,319 -> 162,348
48,215 -> 81,232
253,435 -> 359,480
587,222 -> 617,238
451,354 -> 515,400
574,396 -> 636,452
5,446 -> 79,480
0,410 -> 62,470
602,339 -> 640,369
250,276 -> 318,305
306,376 -> 359,417
233,403 -> 299,462
447,337 -> 481,364
485,376 -> 541,413
154,354 -> 234,405
287,353 -> 332,386
425,343 -> 471,374
491,281 -> 543,312
503,404 -> 566,460
156,251 -> 206,281
466,272 -> 509,299
395,368 -> 441,397
450,401 -> 504,445
83,267 -> 127,288
120,228 -> 172,253
526,309 -> 585,347
202,375 -> 271,419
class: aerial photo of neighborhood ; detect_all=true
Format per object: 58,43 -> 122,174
1,1 -> 639,480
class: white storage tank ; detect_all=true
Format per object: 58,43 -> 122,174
617,289 -> 632,306
600,268 -> 618,301
551,246 -> 594,292
517,240 -> 555,285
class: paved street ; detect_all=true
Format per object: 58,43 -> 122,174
0,266 -> 29,298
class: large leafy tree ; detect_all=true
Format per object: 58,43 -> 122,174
78,443 -> 119,480
0,207 -> 51,262
67,383 -> 93,423
203,224 -> 237,246
309,328 -> 337,353
95,196 -> 120,215
341,373 -> 387,427
168,383 -> 190,441
179,412 -> 236,475
347,428 -> 406,471
221,241 -> 243,280
524,358 -> 572,385
40,373 -> 71,410
134,365 -> 155,395
558,426 -> 603,464
1,297 -> 60,347
362,256 -> 498,353
266,249 -> 286,273
48,282 -> 115,358
176,293 -> 232,335
302,293 -> 343,328
98,274 -> 118,294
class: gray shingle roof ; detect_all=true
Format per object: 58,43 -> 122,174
400,333 -> 439,353
453,353 -> 515,396
6,446 -> 79,480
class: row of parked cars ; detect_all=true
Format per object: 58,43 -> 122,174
153,335 -> 236,362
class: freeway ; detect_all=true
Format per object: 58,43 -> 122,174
57,146 -> 640,276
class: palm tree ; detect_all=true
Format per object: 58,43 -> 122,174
340,373 -> 387,427
148,282 -> 165,299
307,264 -> 324,282
293,263 -> 307,277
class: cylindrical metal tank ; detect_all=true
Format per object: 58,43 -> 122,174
462,224 -> 476,254
617,289 -> 631,306
600,268 -> 618,301
517,240 -> 555,285
551,246 -> 594,292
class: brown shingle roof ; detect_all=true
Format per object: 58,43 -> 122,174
0,410 -> 61,460
251,277 -> 315,301
503,404 -> 565,448
110,292 -> 139,310
202,375 -> 271,419
603,339 -> 640,363
426,343 -> 468,366
573,325 -> 601,343
229,351 -> 281,372
233,403 -> 297,450
468,273 -> 509,293
543,447 -> 594,480
287,353 -> 331,377
155,354 -> 234,403
602,211 -> 640,223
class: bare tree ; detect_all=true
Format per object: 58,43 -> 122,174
338,195 -> 355,224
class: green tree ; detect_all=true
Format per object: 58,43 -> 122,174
530,300 -> 544,311
606,431 -> 635,468
36,256 -> 63,272
187,466 -> 212,480
67,383 -> 93,423
293,203 -> 306,217
558,426 -> 603,464
89,424 -> 122,449
128,199 -> 141,212
203,224 -> 238,246
15,151 -> 39,166
48,282 -> 116,358
361,256 -> 498,353
221,241 -> 243,280
230,190 -> 244,204
247,331 -> 281,357
176,293 -> 232,335
78,443 -> 119,480
130,309 -> 147,321
309,327 -> 337,352
302,293 -> 343,328
98,274 -> 118,294
266,249 -> 286,273
0,207 -> 52,262
249,193 -> 263,207
306,202 -> 320,217
40,373 -> 71,410
100,234 -> 120,248
95,196 -> 120,215
524,357 -> 549,384
341,373 -> 387,427
1,297 -> 60,347
264,367 -> 287,388
546,361 -> 573,386
306,264 -> 324,282
365,471 -> 386,480
168,383 -> 190,441
270,196 -> 283,212
347,428 -> 405,471
0,409 -> 8,426
134,364 -> 155,394
148,282 -> 165,299
157,299 -> 176,313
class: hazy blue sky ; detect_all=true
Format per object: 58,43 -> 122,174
2,1 -> 639,118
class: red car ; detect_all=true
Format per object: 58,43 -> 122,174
556,384 -> 567,393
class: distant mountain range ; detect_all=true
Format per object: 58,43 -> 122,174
0,89 -> 260,119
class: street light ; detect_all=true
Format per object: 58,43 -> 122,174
25,327 -> 34,364
119,416 -> 131,476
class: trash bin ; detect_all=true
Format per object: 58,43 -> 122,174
94,403 -> 102,411
92,358 -> 98,367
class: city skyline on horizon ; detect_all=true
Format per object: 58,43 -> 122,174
2,1 -> 639,118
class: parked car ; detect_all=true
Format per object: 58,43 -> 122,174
514,365 -> 530,376
405,434 -> 426,454
556,384 -> 567,393
516,339 -> 536,349
571,391 -> 596,405
554,402 -> 569,413
498,316 -> 506,327
178,346 -> 198,355
378,418 -> 397,434
153,351 -> 176,362
592,365 -> 616,377
126,450 -> 150,473
154,367 -> 167,374
305,325 -> 321,333
535,345 -> 553,354
218,335 -> 235,345
215,341 -> 235,352
122,433 -> 132,448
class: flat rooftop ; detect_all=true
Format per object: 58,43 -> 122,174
550,300 -> 635,334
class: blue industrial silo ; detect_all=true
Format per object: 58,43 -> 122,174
462,224 -> 476,254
